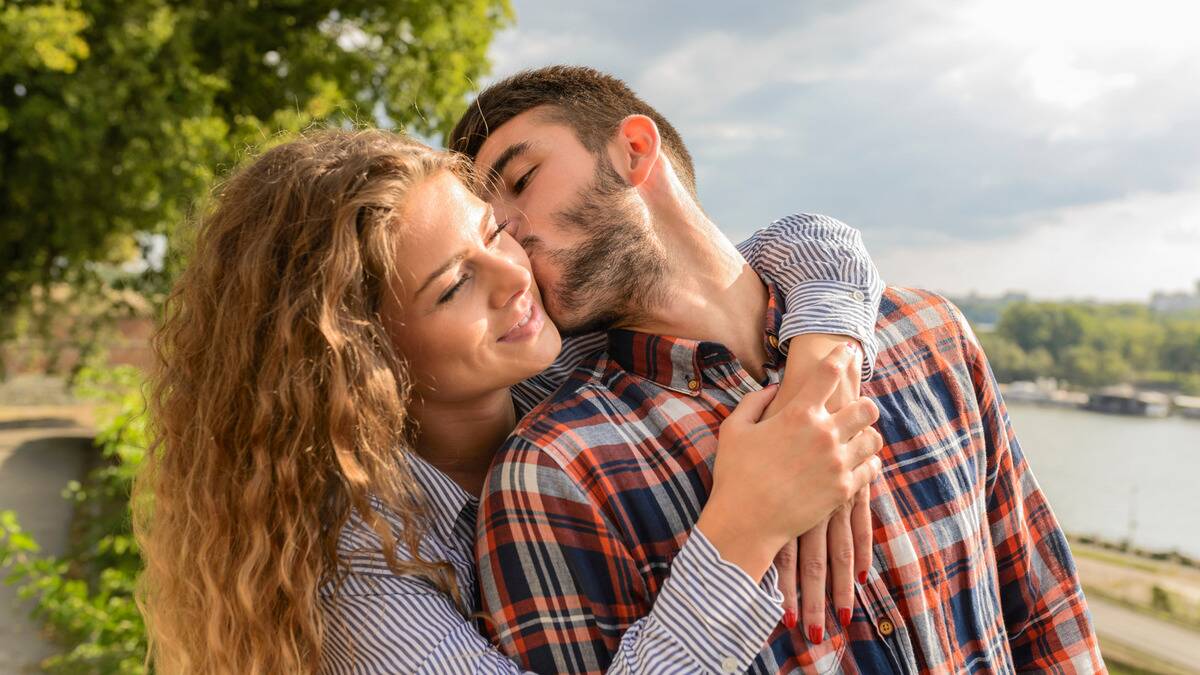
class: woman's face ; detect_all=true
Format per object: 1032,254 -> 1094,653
383,170 -> 562,403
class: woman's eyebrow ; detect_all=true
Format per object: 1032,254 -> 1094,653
415,205 -> 494,297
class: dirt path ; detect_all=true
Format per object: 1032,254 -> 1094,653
1091,595 -> 1200,674
0,405 -> 94,674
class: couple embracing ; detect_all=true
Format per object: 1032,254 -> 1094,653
137,66 -> 1103,674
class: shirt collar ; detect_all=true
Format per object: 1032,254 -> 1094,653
606,282 -> 786,396
402,451 -> 478,544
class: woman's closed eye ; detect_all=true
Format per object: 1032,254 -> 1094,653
488,219 -> 510,245
437,272 -> 471,305
437,220 -> 510,305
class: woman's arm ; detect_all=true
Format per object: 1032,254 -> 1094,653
319,529 -> 782,674
510,212 -> 883,415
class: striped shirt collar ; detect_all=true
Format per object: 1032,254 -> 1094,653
404,451 -> 478,548
605,282 -> 786,395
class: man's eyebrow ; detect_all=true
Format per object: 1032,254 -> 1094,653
485,141 -> 531,188
415,205 -> 494,298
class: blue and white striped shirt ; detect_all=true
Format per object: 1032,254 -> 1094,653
318,214 -> 885,674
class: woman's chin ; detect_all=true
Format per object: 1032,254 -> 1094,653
510,326 -> 563,386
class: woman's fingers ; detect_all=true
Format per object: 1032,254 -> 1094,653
850,455 -> 884,494
725,384 -> 779,426
851,485 -> 874,588
773,539 -> 799,630
845,426 -> 884,467
799,519 -> 829,644
831,396 -> 880,442
826,505 -> 855,629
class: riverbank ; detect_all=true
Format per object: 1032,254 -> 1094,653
1070,535 -> 1200,673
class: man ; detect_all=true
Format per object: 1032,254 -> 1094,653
451,66 -> 1103,673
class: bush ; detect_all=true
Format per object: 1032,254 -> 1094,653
0,366 -> 148,673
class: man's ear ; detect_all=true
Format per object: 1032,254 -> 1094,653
614,115 -> 661,188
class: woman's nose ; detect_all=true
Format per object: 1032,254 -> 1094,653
488,253 -> 532,310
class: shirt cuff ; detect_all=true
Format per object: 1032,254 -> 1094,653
650,526 -> 784,674
778,279 -> 881,381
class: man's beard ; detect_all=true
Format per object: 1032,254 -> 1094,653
545,158 -> 669,337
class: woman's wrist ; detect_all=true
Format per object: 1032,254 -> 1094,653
695,505 -> 787,582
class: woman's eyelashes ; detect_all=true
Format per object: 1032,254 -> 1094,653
438,273 -> 470,305
437,220 -> 511,305
488,219 -> 509,245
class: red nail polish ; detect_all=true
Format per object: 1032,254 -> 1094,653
783,609 -> 797,629
838,608 -> 852,627
807,625 -> 823,644
857,571 -> 868,585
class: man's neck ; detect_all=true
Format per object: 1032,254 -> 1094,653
410,389 -> 516,497
619,202 -> 770,380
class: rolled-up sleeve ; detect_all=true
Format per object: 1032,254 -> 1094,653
736,213 -> 884,381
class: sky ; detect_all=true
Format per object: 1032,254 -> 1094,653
478,0 -> 1200,301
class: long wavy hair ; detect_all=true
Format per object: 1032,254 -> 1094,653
134,129 -> 470,673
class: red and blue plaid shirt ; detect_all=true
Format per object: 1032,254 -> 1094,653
476,286 -> 1103,674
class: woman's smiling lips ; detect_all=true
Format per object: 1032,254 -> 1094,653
498,295 -> 545,343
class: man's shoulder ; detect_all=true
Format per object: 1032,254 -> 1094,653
876,286 -> 975,346
870,287 -> 979,376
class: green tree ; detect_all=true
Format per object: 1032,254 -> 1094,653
0,0 -> 512,363
976,331 -> 1056,383
1062,343 -> 1133,388
997,301 -> 1091,362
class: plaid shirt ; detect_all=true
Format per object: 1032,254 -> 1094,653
477,286 -> 1103,674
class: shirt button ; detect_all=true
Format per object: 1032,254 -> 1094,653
768,334 -> 779,348
687,378 -> 700,391
878,618 -> 895,636
852,289 -> 866,302
720,656 -> 739,673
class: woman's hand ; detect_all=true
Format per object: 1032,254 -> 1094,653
695,342 -> 883,585
767,334 -> 877,643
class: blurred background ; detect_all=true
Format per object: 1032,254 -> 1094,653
1,0 -> 1197,673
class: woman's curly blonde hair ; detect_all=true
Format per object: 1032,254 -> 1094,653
135,128 -> 470,673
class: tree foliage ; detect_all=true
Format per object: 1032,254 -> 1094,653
0,0 -> 512,344
977,300 -> 1200,393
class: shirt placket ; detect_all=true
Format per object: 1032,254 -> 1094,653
854,556 -> 920,674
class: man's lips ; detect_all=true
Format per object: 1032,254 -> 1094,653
498,295 -> 544,343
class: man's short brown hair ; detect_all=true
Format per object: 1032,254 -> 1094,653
449,65 -> 697,195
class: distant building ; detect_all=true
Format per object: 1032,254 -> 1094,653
1151,280 -> 1200,314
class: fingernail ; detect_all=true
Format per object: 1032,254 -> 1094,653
807,624 -> 824,644
838,608 -> 852,627
857,571 -> 868,585
783,609 -> 797,629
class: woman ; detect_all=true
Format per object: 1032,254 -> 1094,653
135,129 -> 884,673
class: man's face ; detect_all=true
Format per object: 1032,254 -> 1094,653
473,107 -> 666,336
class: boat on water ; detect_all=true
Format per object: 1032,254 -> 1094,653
1085,385 -> 1171,418
1174,395 -> 1200,420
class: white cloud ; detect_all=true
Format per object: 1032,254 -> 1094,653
873,183 -> 1200,300
485,30 -> 598,80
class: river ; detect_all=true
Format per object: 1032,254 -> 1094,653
1005,402 -> 1200,558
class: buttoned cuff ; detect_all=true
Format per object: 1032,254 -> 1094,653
651,527 -> 783,674
779,279 -> 880,381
